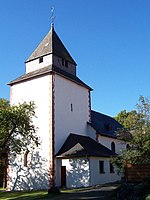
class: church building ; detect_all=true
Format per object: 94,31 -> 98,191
8,24 -> 127,190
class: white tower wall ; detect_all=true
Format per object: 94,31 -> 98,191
8,74 -> 53,190
54,74 -> 90,154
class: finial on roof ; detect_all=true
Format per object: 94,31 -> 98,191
50,7 -> 56,28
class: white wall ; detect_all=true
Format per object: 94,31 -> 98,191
62,158 -> 90,188
89,157 -> 121,186
26,54 -> 52,73
54,75 -> 90,187
87,124 -> 127,154
8,74 -> 52,190
57,156 -> 121,188
54,74 -> 90,154
98,135 -> 126,154
26,54 -> 76,75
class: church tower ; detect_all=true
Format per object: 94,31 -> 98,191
8,25 -> 92,190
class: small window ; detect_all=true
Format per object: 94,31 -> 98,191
62,58 -> 68,67
111,142 -> 115,153
110,162 -> 114,173
99,161 -> 105,174
71,104 -> 73,112
126,144 -> 130,149
65,60 -> 68,67
62,58 -> 65,66
39,57 -> 43,63
24,150 -> 29,167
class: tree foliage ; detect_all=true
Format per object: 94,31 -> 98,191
0,98 -> 39,153
112,96 -> 150,171
0,98 -> 39,187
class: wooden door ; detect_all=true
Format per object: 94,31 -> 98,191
61,166 -> 66,187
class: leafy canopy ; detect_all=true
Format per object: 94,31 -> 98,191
113,96 -> 150,170
0,98 -> 39,153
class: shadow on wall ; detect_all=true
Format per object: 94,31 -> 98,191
66,158 -> 90,188
9,151 -> 50,191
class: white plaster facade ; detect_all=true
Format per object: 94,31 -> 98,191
87,124 -> 126,154
26,54 -> 52,73
89,157 -> 120,186
99,136 -> 126,154
56,156 -> 120,188
61,158 -> 90,188
54,74 -> 90,153
54,74 -> 90,187
8,66 -> 90,190
8,75 -> 53,190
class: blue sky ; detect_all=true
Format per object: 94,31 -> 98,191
0,0 -> 149,116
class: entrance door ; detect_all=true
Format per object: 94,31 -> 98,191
61,166 -> 66,187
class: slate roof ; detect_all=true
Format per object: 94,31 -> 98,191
26,26 -> 76,65
56,133 -> 116,158
88,110 -> 123,138
8,65 -> 92,90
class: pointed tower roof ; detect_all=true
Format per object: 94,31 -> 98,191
26,26 -> 76,65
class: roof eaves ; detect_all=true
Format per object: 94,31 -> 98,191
8,64 -> 92,92
56,133 -> 116,158
8,66 -> 53,86
25,52 -> 52,63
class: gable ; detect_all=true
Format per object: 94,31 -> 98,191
56,133 -> 116,158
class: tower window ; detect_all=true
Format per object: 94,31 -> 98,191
62,58 -> 68,67
65,60 -> 68,67
39,57 -> 43,63
99,161 -> 105,174
62,58 -> 65,66
71,104 -> 73,112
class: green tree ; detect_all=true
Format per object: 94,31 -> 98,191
0,98 -> 39,187
114,109 -> 141,130
112,96 -> 150,171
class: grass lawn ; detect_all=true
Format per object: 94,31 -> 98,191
0,184 -> 119,200
0,189 -> 58,200
0,188 -> 84,200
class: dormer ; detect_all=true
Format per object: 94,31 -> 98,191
25,26 -> 77,76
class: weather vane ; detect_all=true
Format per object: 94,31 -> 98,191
51,7 -> 56,27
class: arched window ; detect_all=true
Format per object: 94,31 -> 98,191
111,142 -> 115,153
24,150 -> 29,167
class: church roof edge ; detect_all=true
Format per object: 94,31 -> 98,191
8,65 -> 92,91
56,133 -> 116,158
